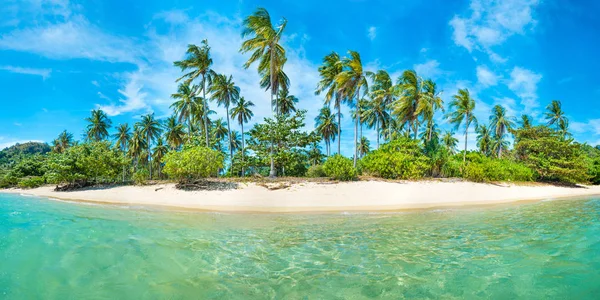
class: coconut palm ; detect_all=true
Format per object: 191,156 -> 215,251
190,97 -> 216,139
53,130 -> 74,153
393,70 -> 424,139
113,123 -> 131,182
316,52 -> 344,154
136,114 -> 162,180
314,106 -> 339,156
335,50 -> 368,166
163,116 -> 185,150
491,135 -> 509,158
174,40 -> 216,146
489,105 -> 514,157
262,66 -> 290,115
128,127 -> 146,172
418,79 -> 444,142
85,109 -> 112,142
447,88 -> 477,163
210,74 -> 240,165
421,122 -> 441,146
476,124 -> 492,156
230,130 -> 242,153
230,97 -> 254,176
545,100 -> 569,136
152,138 -> 169,179
240,7 -> 287,177
364,96 -> 390,149
368,70 -> 395,135
170,83 -> 200,134
275,89 -> 298,116
441,131 -> 458,155
519,114 -> 533,129
213,118 -> 229,144
357,136 -> 370,158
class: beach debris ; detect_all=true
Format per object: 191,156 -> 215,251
257,182 -> 291,190
175,180 -> 238,191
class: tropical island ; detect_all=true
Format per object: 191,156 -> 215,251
2,8 -> 600,212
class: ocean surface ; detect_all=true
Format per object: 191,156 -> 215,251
1,193 -> 600,299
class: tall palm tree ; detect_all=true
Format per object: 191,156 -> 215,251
113,123 -> 131,182
545,100 -> 569,137
163,116 -> 185,150
136,114 -> 162,180
314,106 -> 339,156
230,97 -> 254,177
191,98 -> 216,140
393,70 -> 423,139
53,130 -> 74,153
476,125 -> 492,157
213,118 -> 229,145
152,138 -> 169,179
447,88 -> 477,163
230,130 -> 242,153
418,79 -> 444,142
368,70 -> 395,137
357,136 -> 370,158
241,7 -> 287,177
491,135 -> 509,158
170,83 -> 200,135
128,127 -> 146,172
275,89 -> 298,116
364,96 -> 390,149
316,52 -> 343,154
442,131 -> 458,155
489,105 -> 514,157
335,50 -> 368,167
85,109 -> 112,142
261,66 -> 290,115
174,40 -> 216,146
210,74 -> 240,164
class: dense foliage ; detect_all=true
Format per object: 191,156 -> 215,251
322,155 -> 357,181
462,153 -> 535,183
162,146 -> 224,181
361,138 -> 430,179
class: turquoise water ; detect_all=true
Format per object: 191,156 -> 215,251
1,194 -> 600,299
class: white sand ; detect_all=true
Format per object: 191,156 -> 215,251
3,180 -> 600,213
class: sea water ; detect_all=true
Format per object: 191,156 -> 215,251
1,193 -> 599,299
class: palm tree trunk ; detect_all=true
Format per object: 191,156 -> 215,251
353,92 -> 359,167
463,116 -> 469,164
376,118 -> 380,149
226,103 -> 233,172
427,120 -> 433,142
269,92 -> 276,178
202,74 -> 210,147
337,104 -> 341,155
241,123 -> 245,177
147,136 -> 152,180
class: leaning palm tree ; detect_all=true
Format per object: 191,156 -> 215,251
152,138 -> 169,180
417,79 -> 444,142
136,114 -> 162,180
163,116 -> 185,150
174,40 -> 216,146
476,124 -> 492,157
240,7 -> 287,177
275,89 -> 298,116
335,50 -> 368,167
364,96 -> 390,149
393,70 -> 423,139
230,97 -> 254,177
316,52 -> 344,154
489,105 -> 514,157
447,88 -> 477,163
210,74 -> 240,164
314,106 -> 339,156
85,109 -> 112,142
441,131 -> 459,155
113,123 -> 131,182
545,100 -> 569,137
357,136 -> 370,158
170,83 -> 200,134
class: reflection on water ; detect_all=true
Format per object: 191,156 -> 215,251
1,194 -> 600,299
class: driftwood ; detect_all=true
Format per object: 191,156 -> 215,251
257,182 -> 291,190
175,180 -> 238,191
55,180 -> 94,191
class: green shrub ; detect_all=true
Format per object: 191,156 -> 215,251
162,146 -> 224,181
0,174 -> 19,188
322,155 -> 357,181
17,176 -> 45,189
361,138 -> 430,179
462,153 -> 535,182
306,165 -> 326,178
132,169 -> 149,185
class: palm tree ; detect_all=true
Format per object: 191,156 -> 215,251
174,40 -> 216,146
136,114 -> 162,180
519,114 -> 533,129
476,125 -> 492,156
335,51 -> 368,167
364,96 -> 390,149
357,136 -> 370,158
113,123 -> 131,182
316,52 -> 344,154
489,105 -> 514,157
210,74 -> 240,165
275,89 -> 298,116
421,122 -> 441,145
152,138 -> 169,179
170,83 -> 200,135
261,66 -> 290,115
418,79 -> 444,142
441,131 -> 458,155
447,88 -> 477,163
393,70 -> 423,139
315,106 -> 339,156
368,70 -> 395,138
491,135 -> 509,158
230,130 -> 242,153
230,97 -> 254,177
241,7 -> 287,177
213,118 -> 229,144
128,127 -> 146,172
163,116 -> 185,150
85,109 -> 112,142
191,98 -> 216,140
53,130 -> 74,153
545,100 -> 569,137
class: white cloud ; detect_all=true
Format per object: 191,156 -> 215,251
507,66 -> 542,113
413,60 -> 441,79
96,72 -> 150,116
367,26 -> 377,41
91,80 -> 99,87
476,65 -> 498,87
0,65 -> 51,79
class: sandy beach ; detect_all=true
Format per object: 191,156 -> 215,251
3,180 -> 600,213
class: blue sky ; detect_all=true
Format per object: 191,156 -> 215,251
1,0 -> 599,153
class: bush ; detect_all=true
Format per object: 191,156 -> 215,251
322,155 -> 357,181
17,176 -> 45,189
0,174 -> 19,188
306,165 -> 326,178
162,146 -> 224,181
361,138 -> 430,179
132,169 -> 149,185
462,153 -> 535,182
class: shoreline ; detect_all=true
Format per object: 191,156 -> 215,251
3,180 -> 600,213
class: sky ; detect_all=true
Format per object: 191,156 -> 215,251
1,0 -> 600,153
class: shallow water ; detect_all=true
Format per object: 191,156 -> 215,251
1,194 -> 600,299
